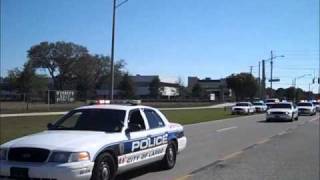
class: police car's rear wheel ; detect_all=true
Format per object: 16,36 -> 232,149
162,142 -> 177,169
91,152 -> 116,180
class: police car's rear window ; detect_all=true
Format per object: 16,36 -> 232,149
51,109 -> 126,132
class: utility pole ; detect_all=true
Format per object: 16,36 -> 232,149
110,0 -> 116,100
270,50 -> 274,97
318,54 -> 320,95
258,61 -> 261,98
109,0 -> 128,100
262,60 -> 266,99
249,66 -> 253,75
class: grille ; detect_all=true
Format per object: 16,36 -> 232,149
8,147 -> 50,163
234,108 -> 243,111
271,112 -> 286,115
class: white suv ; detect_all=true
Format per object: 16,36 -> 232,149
0,105 -> 187,180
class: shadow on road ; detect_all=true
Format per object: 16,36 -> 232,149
257,120 -> 293,123
115,163 -> 165,180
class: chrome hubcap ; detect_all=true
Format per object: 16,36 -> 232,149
168,147 -> 174,162
101,162 -> 110,180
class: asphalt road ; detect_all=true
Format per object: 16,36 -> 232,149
192,117 -> 319,180
116,113 -> 319,180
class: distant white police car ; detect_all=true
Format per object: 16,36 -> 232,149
231,102 -> 255,115
252,102 -> 268,113
297,102 -> 317,116
266,102 -> 298,122
0,104 -> 187,180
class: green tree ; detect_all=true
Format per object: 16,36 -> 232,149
27,41 -> 88,89
72,55 -> 99,99
226,73 -> 258,101
284,87 -> 295,100
6,68 -> 22,91
275,88 -> 286,100
149,77 -> 161,98
192,83 -> 203,97
93,55 -> 126,90
118,73 -> 135,98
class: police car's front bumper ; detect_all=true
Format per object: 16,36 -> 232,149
177,136 -> 187,153
266,114 -> 292,121
0,160 -> 94,180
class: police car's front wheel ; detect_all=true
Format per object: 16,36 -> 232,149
161,142 -> 177,169
91,152 -> 116,180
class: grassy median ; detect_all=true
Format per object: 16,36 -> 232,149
0,108 -> 235,144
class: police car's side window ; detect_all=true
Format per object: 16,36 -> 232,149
128,110 -> 146,132
144,109 -> 165,129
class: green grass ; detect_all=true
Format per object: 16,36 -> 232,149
0,101 -> 214,114
0,115 -> 62,144
0,108 -> 235,144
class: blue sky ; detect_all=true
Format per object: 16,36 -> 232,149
1,0 -> 319,91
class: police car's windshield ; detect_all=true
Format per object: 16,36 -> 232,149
236,103 -> 249,106
253,103 -> 263,105
50,109 -> 126,132
269,104 -> 291,109
298,103 -> 312,107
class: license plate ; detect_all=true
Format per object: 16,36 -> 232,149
275,115 -> 280,118
10,167 -> 29,178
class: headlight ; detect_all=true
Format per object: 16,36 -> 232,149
49,151 -> 90,163
0,148 -> 8,160
286,112 -> 290,115
70,152 -> 90,162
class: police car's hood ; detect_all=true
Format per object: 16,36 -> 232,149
268,108 -> 292,113
232,106 -> 249,109
1,130 -> 122,151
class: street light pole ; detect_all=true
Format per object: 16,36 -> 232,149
270,50 -> 274,91
109,0 -> 128,100
110,0 -> 116,100
264,50 -> 284,98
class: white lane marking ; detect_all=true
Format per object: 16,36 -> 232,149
309,117 -> 319,122
216,126 -> 238,132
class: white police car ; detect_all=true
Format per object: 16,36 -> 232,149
231,102 -> 256,115
0,104 -> 187,180
266,102 -> 298,122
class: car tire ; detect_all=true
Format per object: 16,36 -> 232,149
91,152 -> 116,180
295,115 -> 299,121
161,141 -> 177,170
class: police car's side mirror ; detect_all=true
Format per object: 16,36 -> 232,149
125,128 -> 131,135
47,123 -> 54,130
